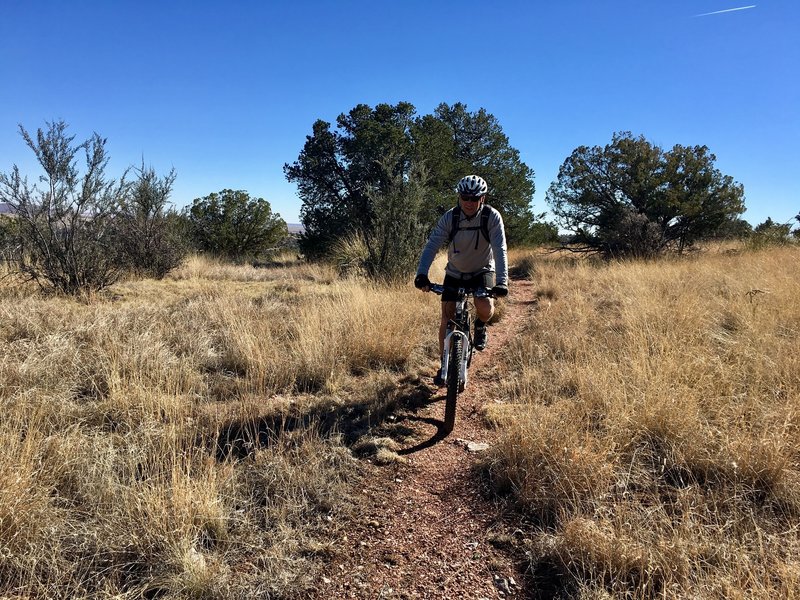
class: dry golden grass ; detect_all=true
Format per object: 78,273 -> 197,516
487,245 -> 800,598
0,255 -> 440,598
14,241 -> 797,598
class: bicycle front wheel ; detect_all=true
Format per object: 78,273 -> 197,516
444,335 -> 461,433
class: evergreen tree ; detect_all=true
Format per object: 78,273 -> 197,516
547,132 -> 745,257
285,102 -> 539,260
185,190 -> 287,260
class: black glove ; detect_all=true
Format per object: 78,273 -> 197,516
414,273 -> 431,289
491,284 -> 509,297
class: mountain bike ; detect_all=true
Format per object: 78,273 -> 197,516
428,283 -> 494,433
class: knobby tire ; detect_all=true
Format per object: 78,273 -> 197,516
444,335 -> 461,433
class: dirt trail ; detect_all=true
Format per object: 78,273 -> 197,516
313,278 -> 538,600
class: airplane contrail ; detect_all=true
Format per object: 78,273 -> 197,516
694,5 -> 756,17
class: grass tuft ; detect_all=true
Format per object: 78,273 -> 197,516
486,245 -> 800,597
0,254 -> 438,598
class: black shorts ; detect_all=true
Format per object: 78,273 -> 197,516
441,272 -> 495,302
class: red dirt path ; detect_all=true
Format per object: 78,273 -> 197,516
312,278 -> 539,600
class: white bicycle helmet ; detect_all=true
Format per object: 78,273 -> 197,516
456,175 -> 488,197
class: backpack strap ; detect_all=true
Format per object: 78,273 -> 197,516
448,205 -> 462,243
480,205 -> 490,245
449,204 -> 491,248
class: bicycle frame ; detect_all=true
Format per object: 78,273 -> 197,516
429,284 -> 493,391
427,283 -> 494,432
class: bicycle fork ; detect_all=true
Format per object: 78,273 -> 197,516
440,328 -> 470,390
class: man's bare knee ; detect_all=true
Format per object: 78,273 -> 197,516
475,298 -> 494,323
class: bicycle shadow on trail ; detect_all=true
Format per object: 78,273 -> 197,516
395,412 -> 451,455
213,376 -> 439,461
389,384 -> 456,455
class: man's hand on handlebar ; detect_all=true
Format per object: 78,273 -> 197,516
491,284 -> 509,297
414,273 -> 431,291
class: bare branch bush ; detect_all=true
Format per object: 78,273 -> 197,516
115,163 -> 187,279
1,122 -> 186,294
362,157 -> 430,281
0,121 -> 128,295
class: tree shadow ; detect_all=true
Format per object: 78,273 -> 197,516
213,377 -> 439,461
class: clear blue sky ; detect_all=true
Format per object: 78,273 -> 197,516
2,1 -> 797,227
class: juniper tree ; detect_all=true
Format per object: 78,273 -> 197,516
547,132 -> 745,258
285,101 -> 540,261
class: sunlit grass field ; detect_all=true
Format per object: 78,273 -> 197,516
3,244 -> 800,598
0,254 -> 444,598
487,245 -> 800,598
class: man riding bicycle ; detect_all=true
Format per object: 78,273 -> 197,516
414,175 -> 509,386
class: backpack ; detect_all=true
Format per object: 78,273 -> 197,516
449,204 -> 491,249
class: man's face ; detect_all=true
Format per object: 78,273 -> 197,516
459,194 -> 484,217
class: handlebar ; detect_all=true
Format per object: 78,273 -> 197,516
427,283 -> 494,299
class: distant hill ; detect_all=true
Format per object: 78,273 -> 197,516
287,223 -> 304,234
